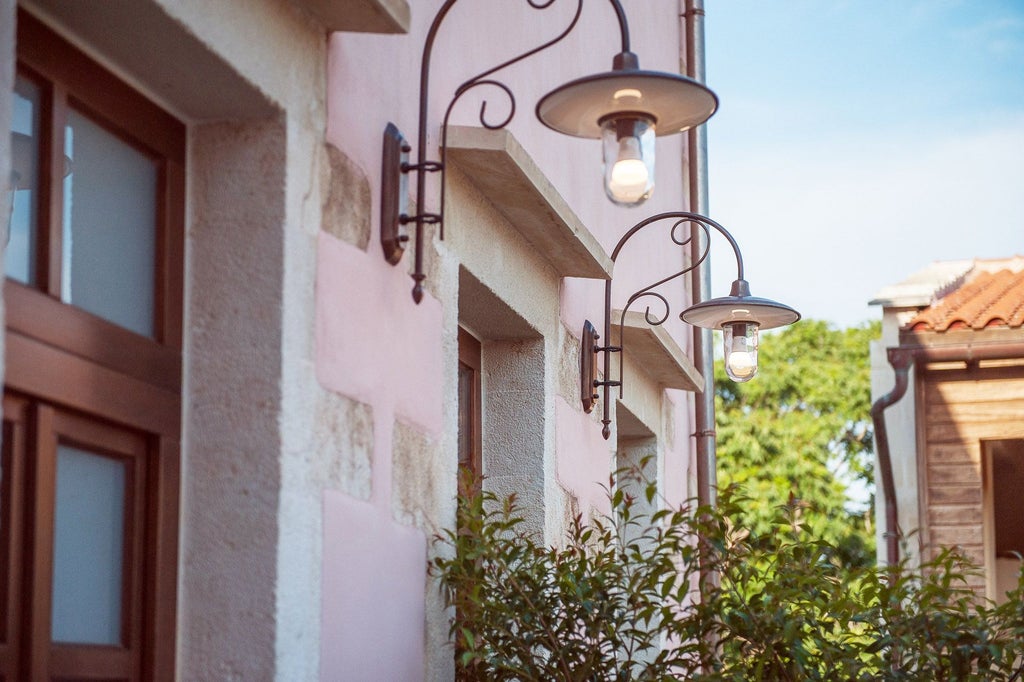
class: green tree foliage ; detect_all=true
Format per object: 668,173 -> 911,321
714,319 -> 880,566
432,476 -> 1024,681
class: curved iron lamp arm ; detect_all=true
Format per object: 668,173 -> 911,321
581,209 -> 794,438
585,212 -> 742,439
382,0 -> 633,303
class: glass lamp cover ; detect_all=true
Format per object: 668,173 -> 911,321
602,116 -> 655,206
723,322 -> 758,382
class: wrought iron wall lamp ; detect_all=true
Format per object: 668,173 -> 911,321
581,212 -> 800,439
380,0 -> 719,303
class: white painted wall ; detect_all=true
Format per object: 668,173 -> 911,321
871,308 -> 922,567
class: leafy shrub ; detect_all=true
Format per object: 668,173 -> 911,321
431,472 -> 1024,681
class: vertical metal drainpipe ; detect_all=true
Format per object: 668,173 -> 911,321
870,349 -> 911,567
682,0 -> 717,514
682,8 -> 721,665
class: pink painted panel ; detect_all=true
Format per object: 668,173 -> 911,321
321,490 -> 427,681
555,396 -> 614,516
315,232 -> 444,435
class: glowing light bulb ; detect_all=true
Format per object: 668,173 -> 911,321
608,137 -> 650,203
726,348 -> 756,380
601,116 -> 655,206
723,322 -> 759,382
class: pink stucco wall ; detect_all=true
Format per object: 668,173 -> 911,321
326,2 -> 691,255
315,233 -> 443,442
556,396 -> 616,517
321,490 -> 427,681
319,2 -> 697,678
315,232 -> 443,679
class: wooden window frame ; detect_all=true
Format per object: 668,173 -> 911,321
458,327 -> 483,479
3,11 -> 184,681
35,405 -> 148,680
10,10 -> 185,368
0,394 -> 27,681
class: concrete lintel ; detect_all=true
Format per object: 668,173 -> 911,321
292,0 -> 410,34
614,310 -> 703,392
445,126 -> 613,281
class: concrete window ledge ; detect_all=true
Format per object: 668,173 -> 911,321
445,126 -> 613,281
291,0 -> 410,34
613,310 -> 704,392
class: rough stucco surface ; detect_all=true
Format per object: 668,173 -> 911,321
446,167 -> 557,335
618,435 -> 659,534
391,414 -> 457,682
557,321 -> 585,406
315,391 -> 375,501
322,142 -> 372,249
483,338 -> 547,530
184,120 -> 285,681
618,351 -> 667,436
392,418 -> 445,529
130,1 -> 331,678
661,390 -> 689,508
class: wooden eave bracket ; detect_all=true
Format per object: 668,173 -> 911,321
614,309 -> 704,392
445,126 -> 613,281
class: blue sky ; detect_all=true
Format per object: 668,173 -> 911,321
704,1 -> 1024,327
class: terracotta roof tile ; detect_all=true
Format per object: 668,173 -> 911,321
905,257 -> 1024,332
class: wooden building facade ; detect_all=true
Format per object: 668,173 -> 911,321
872,258 -> 1024,600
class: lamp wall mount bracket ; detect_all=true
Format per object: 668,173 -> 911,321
581,211 -> 799,440
380,0 -> 605,303
380,1 -> 718,303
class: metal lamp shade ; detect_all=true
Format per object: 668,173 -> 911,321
680,294 -> 801,331
536,70 -> 718,139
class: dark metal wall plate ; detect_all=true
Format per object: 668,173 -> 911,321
380,122 -> 410,265
581,319 -> 599,413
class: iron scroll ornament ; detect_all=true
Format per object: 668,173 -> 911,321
581,211 -> 800,439
380,0 -> 718,303
382,0 -> 609,303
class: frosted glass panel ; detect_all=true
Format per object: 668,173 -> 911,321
6,75 -> 42,285
63,108 -> 157,336
51,444 -> 126,645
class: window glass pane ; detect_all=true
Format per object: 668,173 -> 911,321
62,108 -> 157,337
6,75 -> 42,285
51,444 -> 126,645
